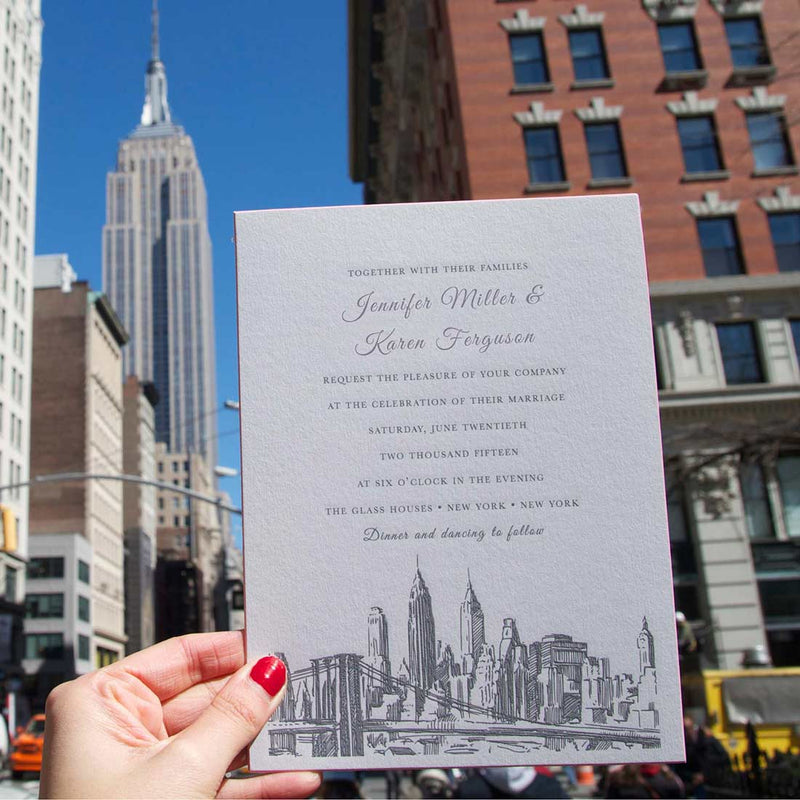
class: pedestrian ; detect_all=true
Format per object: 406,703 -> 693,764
39,631 -> 321,799
604,764 -> 655,798
640,763 -> 685,798
457,766 -> 569,798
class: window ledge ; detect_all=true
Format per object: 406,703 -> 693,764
658,69 -> 708,92
525,181 -> 571,194
681,170 -> 731,183
726,64 -> 777,88
751,165 -> 799,179
571,78 -> 615,90
510,82 -> 555,95
587,177 -> 633,189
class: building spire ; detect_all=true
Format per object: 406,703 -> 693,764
140,0 -> 171,126
151,0 -> 159,61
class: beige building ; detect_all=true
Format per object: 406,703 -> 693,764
122,375 -> 157,654
30,259 -> 128,677
155,444 -> 223,636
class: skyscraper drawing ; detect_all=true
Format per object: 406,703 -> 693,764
638,617 -> 656,677
367,606 -> 391,689
102,1 -> 216,461
407,564 -> 436,691
460,571 -> 485,675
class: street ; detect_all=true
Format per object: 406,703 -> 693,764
0,774 -> 38,799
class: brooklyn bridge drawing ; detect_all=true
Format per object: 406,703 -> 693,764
267,563 -> 661,760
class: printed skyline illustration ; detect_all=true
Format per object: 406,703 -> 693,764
265,562 -> 661,760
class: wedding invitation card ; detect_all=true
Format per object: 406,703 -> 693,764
235,196 -> 684,771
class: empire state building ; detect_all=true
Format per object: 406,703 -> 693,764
102,1 -> 217,460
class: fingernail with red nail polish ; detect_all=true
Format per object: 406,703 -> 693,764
250,656 -> 286,696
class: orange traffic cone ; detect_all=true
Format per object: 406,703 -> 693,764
577,765 -> 596,786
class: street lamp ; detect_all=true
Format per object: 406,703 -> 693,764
223,399 -> 240,411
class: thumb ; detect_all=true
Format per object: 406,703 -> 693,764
169,655 -> 287,777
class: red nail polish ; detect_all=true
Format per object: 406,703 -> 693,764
250,656 -> 286,696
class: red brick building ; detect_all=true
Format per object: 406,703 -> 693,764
350,0 -> 800,670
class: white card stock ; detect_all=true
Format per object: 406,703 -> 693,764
235,196 -> 683,771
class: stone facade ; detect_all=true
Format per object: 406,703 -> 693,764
122,375 -> 157,654
154,443 -> 223,636
30,267 -> 129,669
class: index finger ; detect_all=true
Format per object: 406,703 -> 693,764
107,631 -> 246,701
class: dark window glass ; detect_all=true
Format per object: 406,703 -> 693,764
777,455 -> 800,538
26,557 -> 64,579
716,322 -> 763,384
697,218 -> 744,277
585,122 -> 627,179
24,633 -> 64,659
674,584 -> 701,622
78,634 -> 90,661
767,629 -> 800,668
568,29 -> 609,81
667,486 -> 697,577
232,588 -> 244,610
769,214 -> 800,272
758,578 -> 800,620
658,23 -> 701,72
78,595 -> 90,622
25,593 -> 64,618
523,127 -> 566,184
746,113 -> 794,171
78,559 -> 90,584
509,33 -> 550,85
677,116 -> 723,173
725,17 -> 770,68
4,565 -> 15,601
740,463 -> 774,538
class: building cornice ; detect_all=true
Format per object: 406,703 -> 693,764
685,190 -> 739,217
559,4 -> 605,27
667,91 -> 718,116
650,271 -> 800,299
574,96 -> 623,122
514,101 -> 562,126
757,186 -> 800,213
499,9 -> 547,32
735,86 -> 786,112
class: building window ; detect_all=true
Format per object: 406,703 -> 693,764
768,213 -> 800,272
77,559 -> 90,584
26,557 -> 64,579
26,592 -> 65,619
740,463 -> 773,539
568,29 -> 609,82
666,485 -> 701,620
658,22 -> 702,73
716,322 -> 763,385
96,646 -> 118,668
523,127 -> 566,185
746,113 -> 795,172
697,217 -> 744,277
78,634 -> 90,661
509,33 -> 550,87
584,122 -> 627,180
725,18 -> 770,68
677,116 -> 724,174
4,565 -> 15,601
24,632 -> 63,659
78,595 -> 90,622
776,455 -> 800,538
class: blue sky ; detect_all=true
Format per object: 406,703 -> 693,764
35,2 -> 363,542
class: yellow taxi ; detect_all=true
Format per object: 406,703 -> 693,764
10,714 -> 45,778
